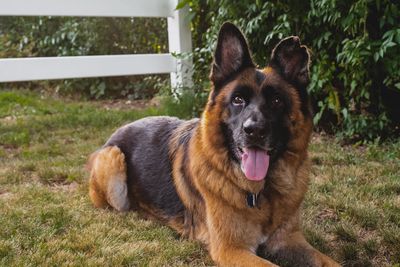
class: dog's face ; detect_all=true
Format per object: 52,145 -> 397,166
206,22 -> 312,181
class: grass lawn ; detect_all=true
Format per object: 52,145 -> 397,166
0,90 -> 399,266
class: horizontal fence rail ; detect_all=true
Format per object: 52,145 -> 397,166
0,54 -> 177,83
0,0 -> 175,18
0,0 -> 193,88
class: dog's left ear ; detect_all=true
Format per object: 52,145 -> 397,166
210,22 -> 254,86
270,36 -> 310,87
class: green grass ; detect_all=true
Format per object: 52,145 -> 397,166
1,90 -> 399,266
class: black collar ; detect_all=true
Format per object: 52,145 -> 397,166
246,192 -> 260,208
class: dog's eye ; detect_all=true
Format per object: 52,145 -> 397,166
232,96 -> 245,106
271,96 -> 283,108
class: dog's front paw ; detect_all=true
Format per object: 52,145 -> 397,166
314,253 -> 341,267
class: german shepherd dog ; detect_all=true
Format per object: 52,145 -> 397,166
88,22 -> 340,267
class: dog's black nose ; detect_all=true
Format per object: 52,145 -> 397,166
243,119 -> 266,140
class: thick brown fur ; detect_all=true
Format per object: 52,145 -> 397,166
88,23 -> 340,267
88,146 -> 129,212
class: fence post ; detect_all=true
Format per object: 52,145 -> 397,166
167,0 -> 193,93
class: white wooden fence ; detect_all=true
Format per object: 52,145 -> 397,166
0,0 -> 193,89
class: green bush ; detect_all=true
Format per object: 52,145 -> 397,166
180,0 -> 400,142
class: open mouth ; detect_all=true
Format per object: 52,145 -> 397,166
238,147 -> 271,181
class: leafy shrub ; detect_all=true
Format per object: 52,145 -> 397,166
179,0 -> 400,142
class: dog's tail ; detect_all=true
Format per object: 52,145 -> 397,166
87,146 -> 130,212
86,150 -> 100,173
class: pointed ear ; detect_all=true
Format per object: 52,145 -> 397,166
270,36 -> 311,87
210,22 -> 254,85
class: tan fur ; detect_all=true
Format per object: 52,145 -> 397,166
88,146 -> 129,211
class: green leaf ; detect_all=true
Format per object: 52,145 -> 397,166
342,108 -> 348,120
374,52 -> 380,62
175,0 -> 189,10
386,41 -> 397,48
350,80 -> 357,94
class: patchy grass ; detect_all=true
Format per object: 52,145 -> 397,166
305,134 -> 400,266
1,90 -> 399,266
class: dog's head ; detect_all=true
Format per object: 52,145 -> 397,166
203,22 -> 312,182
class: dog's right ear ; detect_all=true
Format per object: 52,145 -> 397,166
210,22 -> 254,86
270,36 -> 310,88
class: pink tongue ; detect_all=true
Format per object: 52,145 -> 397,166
241,148 -> 270,181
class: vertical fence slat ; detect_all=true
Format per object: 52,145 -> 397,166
167,0 -> 193,91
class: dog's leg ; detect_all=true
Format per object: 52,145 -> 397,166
265,230 -> 341,267
88,146 -> 130,212
209,243 -> 278,267
207,223 -> 278,267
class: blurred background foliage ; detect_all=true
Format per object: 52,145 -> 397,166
0,0 -> 399,142
183,0 -> 400,142
0,17 -> 169,99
